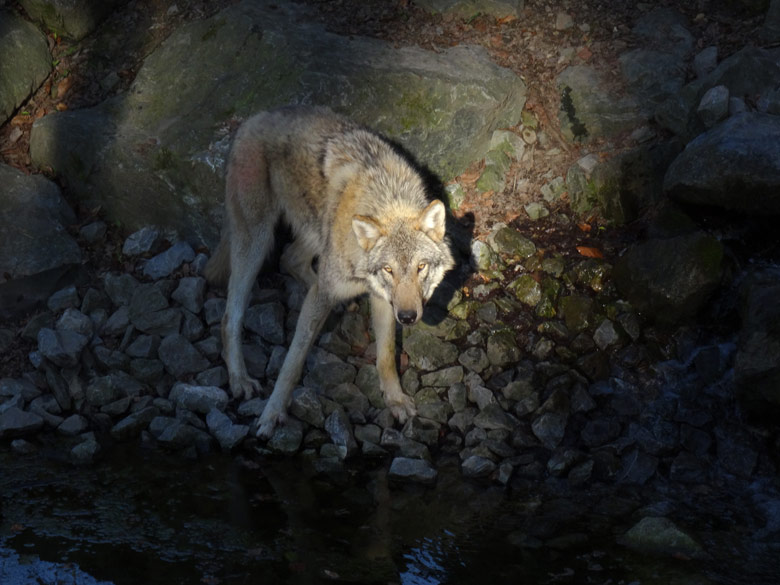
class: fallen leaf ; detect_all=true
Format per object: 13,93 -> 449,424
577,46 -> 593,61
55,102 -> 68,112
576,246 -> 604,259
497,14 -> 517,25
577,222 -> 592,233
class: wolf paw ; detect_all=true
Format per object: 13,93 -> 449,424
229,375 -> 260,401
256,405 -> 288,440
387,394 -> 417,424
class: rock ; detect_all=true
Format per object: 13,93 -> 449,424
403,330 -> 459,371
461,455 -> 497,478
58,414 -> 89,436
324,408 -> 359,459
142,241 -> 196,279
458,347 -> 490,373
290,386 -> 325,428
86,372 -> 144,406
18,0 -> 123,40
473,403 -> 514,431
122,226 -> 162,256
632,7 -> 693,59
619,449 -> 658,484
206,408 -> 249,450
388,456 -> 438,485
171,277 -> 207,314
556,65 -> 643,142
762,0 -> 780,42
485,329 -> 520,367
30,0 -> 525,244
37,327 -> 89,368
245,302 -> 286,345
488,226 -> 536,259
158,333 -> 210,378
664,112 -> 780,214
0,407 -> 44,438
149,416 -> 206,450
0,165 -> 81,319
381,428 -> 431,460
267,418 -> 304,455
619,516 -> 703,559
613,231 -> 723,326
110,406 -> 160,441
696,85 -> 729,129
70,434 -> 101,464
103,273 -> 139,307
420,366 -> 464,387
693,46 -> 718,79
734,269 -> 780,412
0,11 -> 51,123
531,412 -> 568,450
415,0 -> 524,19
169,383 -> 229,414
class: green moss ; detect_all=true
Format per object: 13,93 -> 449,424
153,147 -> 176,171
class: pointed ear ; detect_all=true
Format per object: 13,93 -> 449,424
418,200 -> 446,242
352,215 -> 384,251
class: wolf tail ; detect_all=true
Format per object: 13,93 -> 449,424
204,234 -> 230,285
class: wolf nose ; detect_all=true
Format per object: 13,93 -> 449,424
397,309 -> 418,325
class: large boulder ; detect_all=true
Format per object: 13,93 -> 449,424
656,47 -> 780,142
29,0 -> 527,246
0,164 -> 82,319
734,268 -> 780,415
0,9 -> 51,125
612,231 -> 724,326
664,112 -> 780,214
18,0 -> 126,41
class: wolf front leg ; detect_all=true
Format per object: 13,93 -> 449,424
257,283 -> 332,439
371,295 -> 416,423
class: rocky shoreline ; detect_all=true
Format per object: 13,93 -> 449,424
0,218 -> 768,495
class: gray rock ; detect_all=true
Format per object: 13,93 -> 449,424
613,231 -> 723,326
324,408 -> 359,459
125,334 -> 160,358
416,0 -> 523,19
0,407 -> 44,438
19,0 -> 123,40
388,456 -> 438,485
531,412 -> 568,450
592,319 -> 621,351
103,273 -> 139,307
38,327 -> 89,368
122,226 -> 162,256
58,413 -> 89,436
267,418 -> 304,455
693,46 -> 718,79
48,286 -> 80,312
381,427 -> 431,460
86,372 -> 144,406
30,0 -> 525,244
619,49 -> 686,116
485,330 -> 520,367
70,434 -> 101,464
665,112 -> 780,213
0,11 -> 51,123
110,406 -> 160,441
245,302 -> 286,345
149,416 -> 204,450
619,449 -> 658,484
763,0 -> 780,42
169,383 -> 228,414
304,361 -> 357,390
171,277 -> 206,314
420,366 -> 464,387
458,347 -> 490,373
202,298 -> 226,325
461,455 -> 497,479
206,408 -> 249,450
448,408 -> 477,435
403,330 -> 459,371
473,403 -> 514,431
447,383 -> 468,412
158,334 -> 210,377
0,165 -> 80,319
290,386 -> 325,428
619,516 -> 703,559
142,241 -> 196,279
697,85 -> 729,129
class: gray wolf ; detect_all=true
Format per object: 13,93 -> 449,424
204,106 -> 455,439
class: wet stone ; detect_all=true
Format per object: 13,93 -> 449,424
593,319 -> 621,351
461,455 -> 497,479
267,419 -> 304,455
206,408 -> 249,450
388,456 -> 438,485
669,451 -> 709,483
289,387 -> 325,428
37,327 -> 88,368
486,330 -> 521,367
380,428 -> 430,460
531,412 -> 568,450
325,408 -> 358,459
0,407 -> 44,438
169,383 -> 228,414
149,416 -> 201,450
620,516 -> 703,559
324,382 -> 370,419
403,417 -> 440,445
70,434 -> 101,465
110,406 -> 160,441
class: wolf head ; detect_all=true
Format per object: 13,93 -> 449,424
353,200 -> 455,325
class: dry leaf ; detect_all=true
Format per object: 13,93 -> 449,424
576,246 -> 604,259
577,222 -> 592,233
497,14 -> 517,25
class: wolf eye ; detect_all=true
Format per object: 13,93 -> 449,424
383,266 -> 393,275
417,262 -> 428,272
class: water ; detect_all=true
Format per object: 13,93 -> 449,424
1,445 -> 778,584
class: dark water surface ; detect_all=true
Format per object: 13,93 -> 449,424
1,445 -> 778,585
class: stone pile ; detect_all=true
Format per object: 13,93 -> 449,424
0,223 -> 763,488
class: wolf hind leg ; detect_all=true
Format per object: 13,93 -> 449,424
371,295 -> 416,423
222,221 -> 274,401
257,283 -> 332,439
279,237 -> 318,288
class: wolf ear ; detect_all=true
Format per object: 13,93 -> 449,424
352,215 -> 384,251
418,200 -> 446,242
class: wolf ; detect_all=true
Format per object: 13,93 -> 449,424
204,106 -> 455,439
